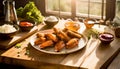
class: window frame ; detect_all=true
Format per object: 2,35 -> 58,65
36,0 -> 116,21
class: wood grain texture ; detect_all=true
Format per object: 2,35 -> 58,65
108,51 -> 120,69
80,35 -> 120,69
60,36 -> 100,67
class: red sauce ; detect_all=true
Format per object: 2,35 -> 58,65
20,22 -> 33,27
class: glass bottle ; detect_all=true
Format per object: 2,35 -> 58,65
4,0 -> 18,24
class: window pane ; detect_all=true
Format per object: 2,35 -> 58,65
90,0 -> 102,15
76,0 -> 106,18
46,0 -> 106,19
76,0 -> 88,14
46,0 -> 59,11
46,0 -> 71,12
116,0 -> 120,17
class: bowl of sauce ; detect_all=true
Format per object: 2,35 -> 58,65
84,18 -> 96,29
98,32 -> 114,44
19,20 -> 36,31
65,21 -> 80,31
44,16 -> 59,27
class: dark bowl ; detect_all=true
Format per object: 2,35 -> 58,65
18,20 -> 36,32
0,22 -> 19,39
44,16 -> 59,27
98,32 -> 114,44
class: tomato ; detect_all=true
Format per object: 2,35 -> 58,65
20,22 -> 33,27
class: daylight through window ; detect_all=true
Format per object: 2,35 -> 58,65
45,0 -> 114,20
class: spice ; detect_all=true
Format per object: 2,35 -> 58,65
15,43 -> 21,48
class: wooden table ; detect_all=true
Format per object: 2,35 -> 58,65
108,51 -> 120,69
0,20 -> 120,69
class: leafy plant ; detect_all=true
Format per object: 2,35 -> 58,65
17,1 -> 44,24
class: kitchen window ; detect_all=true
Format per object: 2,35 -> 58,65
45,0 -> 72,18
116,0 -> 120,17
76,0 -> 106,19
37,0 -> 116,20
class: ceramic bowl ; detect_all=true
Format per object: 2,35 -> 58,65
44,16 -> 59,27
98,32 -> 114,44
0,21 -> 19,39
83,18 -> 96,29
64,21 -> 80,31
18,20 -> 36,32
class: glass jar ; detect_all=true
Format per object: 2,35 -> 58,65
65,21 -> 80,31
83,18 -> 95,29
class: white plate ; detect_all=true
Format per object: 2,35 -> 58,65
30,33 -> 88,54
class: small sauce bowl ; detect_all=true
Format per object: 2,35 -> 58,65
65,21 -> 80,31
18,20 -> 36,32
0,21 -> 19,39
98,32 -> 114,44
44,16 -> 59,27
84,18 -> 96,29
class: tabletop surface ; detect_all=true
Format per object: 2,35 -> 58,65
0,20 -> 120,69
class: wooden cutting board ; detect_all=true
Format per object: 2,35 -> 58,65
0,24 -> 45,50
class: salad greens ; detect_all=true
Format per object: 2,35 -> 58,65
85,28 -> 100,39
17,1 -> 44,24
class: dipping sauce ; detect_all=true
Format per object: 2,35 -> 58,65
84,20 -> 94,29
44,16 -> 59,27
45,16 -> 58,22
84,18 -> 95,29
99,33 -> 114,44
20,22 -> 33,27
100,34 -> 113,40
65,21 -> 80,31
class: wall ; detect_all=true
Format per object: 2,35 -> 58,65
0,0 -> 4,17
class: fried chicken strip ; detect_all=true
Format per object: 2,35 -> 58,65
53,27 -> 70,42
66,38 -> 79,49
36,32 -> 45,38
55,41 -> 65,52
34,37 -> 46,45
45,33 -> 58,42
39,40 -> 53,49
60,30 -> 70,41
67,30 -> 82,39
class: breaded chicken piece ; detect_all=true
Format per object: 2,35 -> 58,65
67,30 -> 82,39
55,41 -> 65,52
45,33 -> 58,42
34,37 -> 46,45
66,38 -> 79,49
36,32 -> 45,38
39,40 -> 53,49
